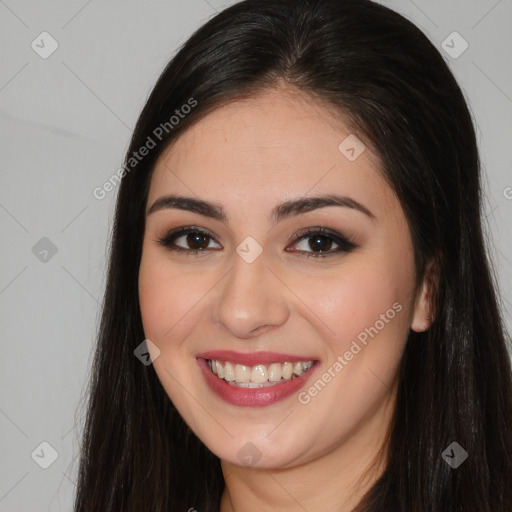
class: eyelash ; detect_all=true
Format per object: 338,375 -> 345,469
156,226 -> 358,260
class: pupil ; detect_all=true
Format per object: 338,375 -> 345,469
188,232 -> 209,250
310,236 -> 331,252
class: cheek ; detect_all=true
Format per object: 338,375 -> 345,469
138,252 -> 207,426
293,262 -> 412,433
138,251 -> 206,343
305,260 -> 411,353
138,258 -> 169,340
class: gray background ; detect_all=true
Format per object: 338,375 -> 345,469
0,1 -> 511,510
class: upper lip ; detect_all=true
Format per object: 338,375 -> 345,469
196,350 -> 317,367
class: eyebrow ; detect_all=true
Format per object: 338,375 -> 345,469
147,193 -> 376,223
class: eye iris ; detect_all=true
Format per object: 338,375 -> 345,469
187,232 -> 209,250
309,235 -> 332,252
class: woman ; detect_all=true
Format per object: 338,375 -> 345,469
73,0 -> 512,510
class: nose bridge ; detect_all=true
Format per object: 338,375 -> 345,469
212,248 -> 289,339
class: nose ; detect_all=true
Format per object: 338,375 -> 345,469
211,250 -> 290,340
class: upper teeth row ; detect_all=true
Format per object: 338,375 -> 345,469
208,360 -> 314,384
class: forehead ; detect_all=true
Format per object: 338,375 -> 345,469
149,87 -> 394,217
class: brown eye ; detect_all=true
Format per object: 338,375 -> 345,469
287,227 -> 357,259
158,227 -> 220,256
182,231 -> 210,250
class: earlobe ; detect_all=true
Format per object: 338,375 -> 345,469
411,260 -> 437,333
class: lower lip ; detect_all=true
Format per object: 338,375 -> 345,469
197,358 -> 318,407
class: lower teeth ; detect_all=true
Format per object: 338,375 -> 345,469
228,380 -> 287,388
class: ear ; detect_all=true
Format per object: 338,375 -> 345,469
411,259 -> 437,333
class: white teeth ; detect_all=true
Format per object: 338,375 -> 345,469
215,360 -> 224,379
293,361 -> 304,377
251,364 -> 268,384
234,364 -> 251,383
268,363 -> 282,382
282,362 -> 293,380
224,361 -> 235,381
207,359 -> 314,386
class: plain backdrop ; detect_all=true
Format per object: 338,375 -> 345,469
0,1 -> 511,510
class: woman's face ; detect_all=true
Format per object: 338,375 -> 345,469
138,86 -> 431,470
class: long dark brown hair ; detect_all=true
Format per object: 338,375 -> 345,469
73,0 -> 512,510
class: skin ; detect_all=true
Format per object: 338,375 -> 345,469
138,84 -> 432,511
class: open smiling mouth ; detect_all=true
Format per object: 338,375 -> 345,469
206,359 -> 315,388
196,353 -> 319,407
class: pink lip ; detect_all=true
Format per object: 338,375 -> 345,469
195,350 -> 317,366
196,355 -> 319,407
